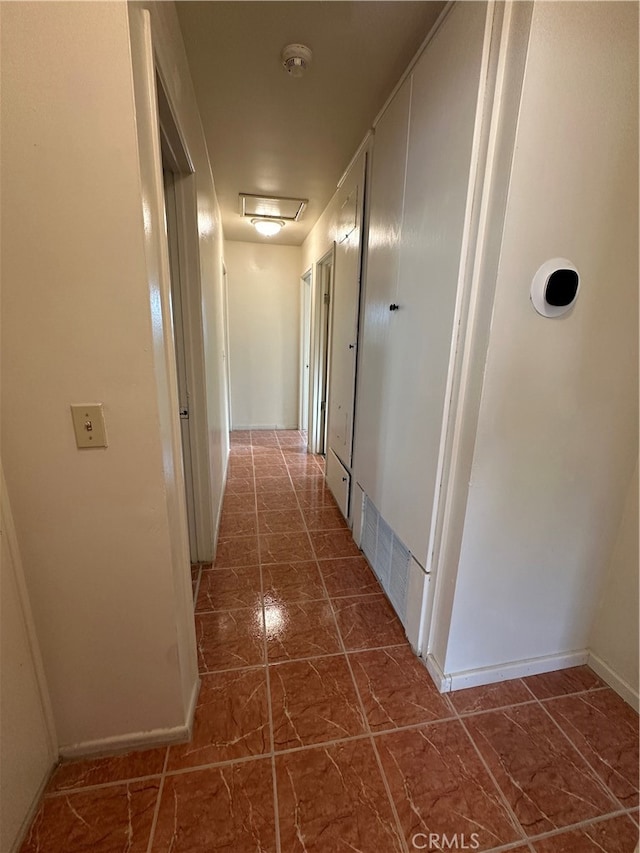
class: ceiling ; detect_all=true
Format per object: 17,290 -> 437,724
176,1 -> 446,246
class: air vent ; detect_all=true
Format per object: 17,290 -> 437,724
362,496 -> 411,627
239,193 -> 307,222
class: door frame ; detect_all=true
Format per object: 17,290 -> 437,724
299,269 -> 312,432
308,247 -> 335,455
222,263 -> 232,434
156,70 -> 214,563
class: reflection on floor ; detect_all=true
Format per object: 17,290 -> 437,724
21,430 -> 639,852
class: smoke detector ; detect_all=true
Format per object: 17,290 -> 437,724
281,44 -> 312,78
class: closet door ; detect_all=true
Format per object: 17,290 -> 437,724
326,150 -> 366,468
380,2 -> 489,564
354,78 -> 412,501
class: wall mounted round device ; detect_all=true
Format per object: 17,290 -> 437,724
530,258 -> 580,318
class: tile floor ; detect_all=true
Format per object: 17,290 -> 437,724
21,430 -> 639,852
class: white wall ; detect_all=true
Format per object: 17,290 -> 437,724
433,2 -> 638,682
1,0 -> 227,754
225,241 -> 302,429
1,470 -> 57,853
589,459 -> 639,706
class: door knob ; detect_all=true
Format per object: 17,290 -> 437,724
389,303 -> 400,311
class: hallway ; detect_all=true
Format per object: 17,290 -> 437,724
20,431 -> 639,853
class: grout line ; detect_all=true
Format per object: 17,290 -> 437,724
524,807 -> 639,846
535,685 -> 612,702
448,684 -> 612,721
194,634 -> 410,676
193,641 -> 415,676
451,697 -> 542,719
46,772 -> 165,800
193,588 -> 384,617
255,441 -> 282,853
145,747 -> 169,852
314,536 -> 411,853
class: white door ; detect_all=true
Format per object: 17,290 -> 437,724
354,3 -> 489,567
326,150 -> 367,468
353,78 -> 412,500
383,2 -> 488,565
163,169 -> 198,561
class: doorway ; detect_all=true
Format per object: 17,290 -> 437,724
308,248 -> 335,455
162,169 -> 198,558
299,270 -> 312,433
156,72 -> 214,563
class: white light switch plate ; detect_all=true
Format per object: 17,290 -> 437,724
70,404 -> 107,448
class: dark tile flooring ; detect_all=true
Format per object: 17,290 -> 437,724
21,430 -> 639,852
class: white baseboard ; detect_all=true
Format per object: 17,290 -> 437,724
425,653 -> 451,692
10,760 -> 57,853
231,424 -> 299,431
59,723 -> 189,761
213,454 -> 229,555
426,649 -> 589,694
59,677 -> 200,760
587,651 -> 639,712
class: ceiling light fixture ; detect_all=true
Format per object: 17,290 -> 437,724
281,43 -> 312,78
251,218 -> 285,237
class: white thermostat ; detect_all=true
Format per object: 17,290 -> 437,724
530,258 -> 580,318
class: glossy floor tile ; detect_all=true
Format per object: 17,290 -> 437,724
377,720 -> 524,851
276,739 -> 405,853
531,814 -> 639,852
21,431 -> 638,853
262,560 -> 326,603
350,645 -> 453,730
152,760 -> 276,852
466,703 -> 619,835
448,678 -> 536,714
195,608 -> 265,671
332,593 -> 407,650
264,599 -> 342,661
543,688 -> 639,808
523,665 -> 605,699
270,655 -> 366,749
22,781 -> 160,853
196,566 -> 262,612
46,748 -> 167,794
167,668 -> 270,769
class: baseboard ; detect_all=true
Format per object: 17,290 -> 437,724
429,649 -> 589,693
587,651 -> 639,712
425,653 -> 452,692
59,679 -> 200,760
213,454 -> 229,555
185,674 -> 200,737
10,760 -> 57,853
231,424 -> 299,431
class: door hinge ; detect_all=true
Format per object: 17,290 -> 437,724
179,408 -> 189,419
320,401 -> 326,411
323,292 -> 330,305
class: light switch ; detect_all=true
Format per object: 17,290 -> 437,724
70,404 -> 107,449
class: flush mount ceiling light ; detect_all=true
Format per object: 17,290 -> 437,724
251,218 -> 285,237
281,43 -> 312,78
240,194 -> 307,237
